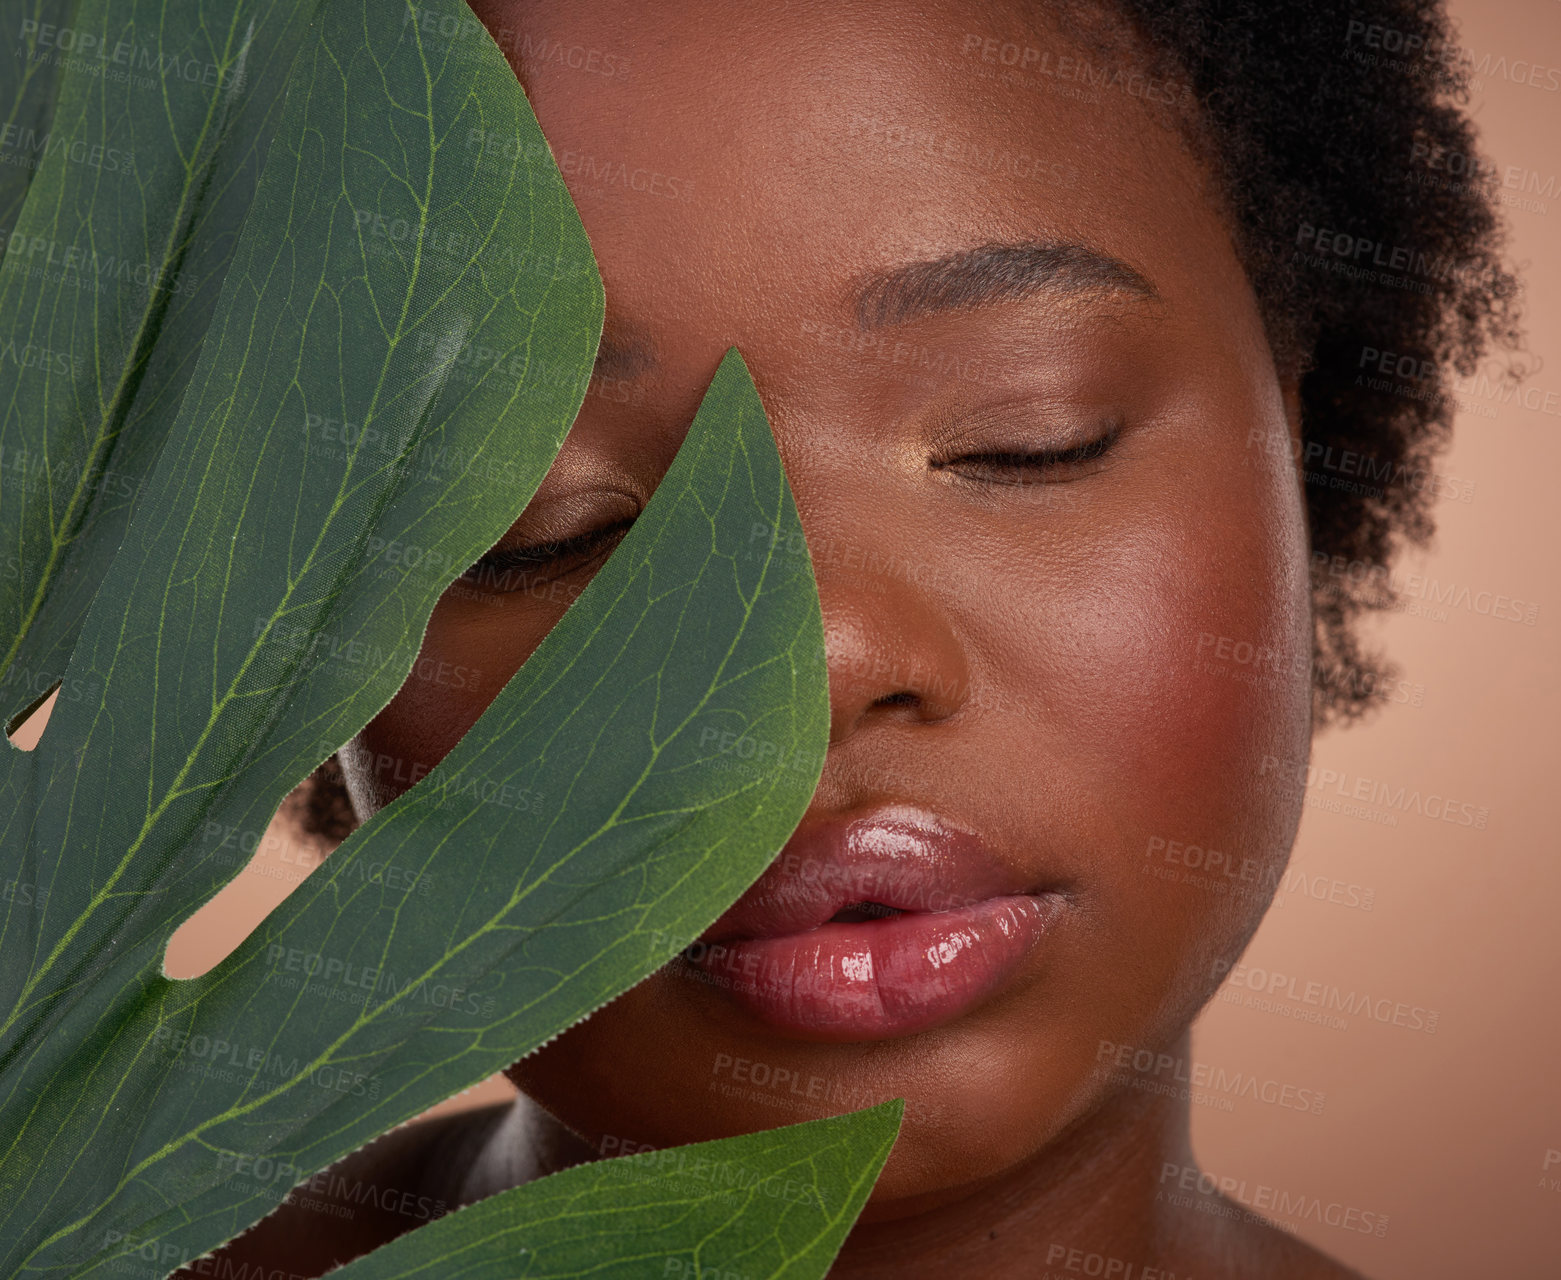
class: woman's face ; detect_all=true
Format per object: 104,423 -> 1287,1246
341,0 -> 1312,1209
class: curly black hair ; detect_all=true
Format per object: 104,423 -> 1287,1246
294,0 -> 1521,846
1097,0 -> 1521,723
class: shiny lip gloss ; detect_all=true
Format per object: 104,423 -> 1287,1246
678,804 -> 1065,1041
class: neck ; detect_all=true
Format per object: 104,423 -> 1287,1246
830,1056 -> 1202,1277
478,1030 -> 1216,1278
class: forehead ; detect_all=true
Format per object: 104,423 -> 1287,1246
479,0 -> 1241,365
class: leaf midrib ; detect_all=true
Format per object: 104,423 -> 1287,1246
0,5 -> 255,688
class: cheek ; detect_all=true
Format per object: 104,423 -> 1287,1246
344,681 -> 465,817
1087,486 -> 1310,829
344,594 -> 563,814
1044,455 -> 1312,1016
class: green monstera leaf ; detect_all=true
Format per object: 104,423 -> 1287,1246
0,2 -> 901,1278
0,0 -> 323,726
0,2 -> 69,236
328,1102 -> 904,1280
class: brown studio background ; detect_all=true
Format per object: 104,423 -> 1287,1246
17,0 -> 1554,1274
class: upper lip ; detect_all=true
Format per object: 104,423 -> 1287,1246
697,802 -> 1045,944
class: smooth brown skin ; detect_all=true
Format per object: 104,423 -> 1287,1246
181,2 -> 1366,1277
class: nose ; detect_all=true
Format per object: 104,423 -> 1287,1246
815,553 -> 972,746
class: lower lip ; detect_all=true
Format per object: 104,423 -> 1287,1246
683,894 -> 1063,1041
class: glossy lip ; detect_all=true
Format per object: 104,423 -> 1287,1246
677,804 -> 1065,1041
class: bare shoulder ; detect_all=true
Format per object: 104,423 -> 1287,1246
1212,1201 -> 1376,1280
170,1101 -> 515,1280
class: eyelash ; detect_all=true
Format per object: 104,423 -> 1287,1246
930,420 -> 1122,485
457,421 -> 1119,592
459,516 -> 636,592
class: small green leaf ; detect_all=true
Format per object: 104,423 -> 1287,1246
328,1103 -> 904,1280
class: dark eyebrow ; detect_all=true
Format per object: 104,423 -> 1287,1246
854,241 -> 1159,329
591,325 -> 657,380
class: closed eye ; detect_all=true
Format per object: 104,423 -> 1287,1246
930,421 -> 1121,485
459,516 -> 637,594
